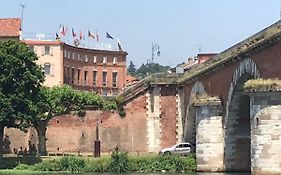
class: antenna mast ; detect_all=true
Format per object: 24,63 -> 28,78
19,4 -> 25,38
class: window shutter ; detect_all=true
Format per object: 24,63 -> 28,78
50,46 -> 54,56
41,46 -> 45,56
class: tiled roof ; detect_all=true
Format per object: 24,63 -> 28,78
22,40 -> 63,45
0,18 -> 21,37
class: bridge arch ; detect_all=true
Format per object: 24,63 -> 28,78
183,81 -> 205,144
224,58 -> 260,172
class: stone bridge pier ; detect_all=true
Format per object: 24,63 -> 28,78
194,96 -> 224,172
250,91 -> 281,175
194,90 -> 281,174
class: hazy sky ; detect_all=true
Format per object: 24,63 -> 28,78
1,1 -> 280,67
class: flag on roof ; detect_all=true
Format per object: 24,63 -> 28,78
55,33 -> 60,40
106,32 -> 114,39
79,30 -> 84,40
96,32 -> 99,42
72,28 -> 76,38
60,25 -> 67,36
117,38 -> 123,51
88,30 -> 95,39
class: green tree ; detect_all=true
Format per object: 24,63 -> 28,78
0,41 -> 44,156
136,63 -> 170,78
32,85 -> 117,156
127,61 -> 136,75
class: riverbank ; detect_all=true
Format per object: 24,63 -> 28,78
0,149 -> 196,174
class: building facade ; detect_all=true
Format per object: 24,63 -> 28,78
22,40 -> 128,96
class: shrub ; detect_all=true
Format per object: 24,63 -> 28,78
107,146 -> 129,173
59,156 -> 86,172
32,158 -> 61,171
129,154 -> 196,173
13,164 -> 31,170
84,157 -> 109,173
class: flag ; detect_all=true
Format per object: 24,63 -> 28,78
79,30 -> 84,40
72,28 -> 76,38
117,38 -> 123,51
106,32 -> 114,39
55,33 -> 60,40
88,30 -> 95,39
96,32 -> 99,42
60,25 -> 67,36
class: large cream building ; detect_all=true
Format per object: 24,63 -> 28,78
0,18 -> 128,96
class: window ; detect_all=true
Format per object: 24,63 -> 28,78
84,70 -> 88,86
102,88 -> 107,96
68,51 -> 71,59
85,55 -> 88,62
72,52 -> 75,60
93,56 -> 97,63
64,50 -> 67,58
67,66 -> 70,83
93,71 -> 97,87
113,57 -> 117,65
63,66 -> 67,82
77,69 -> 81,85
44,63 -> 51,75
45,46 -> 50,55
112,72 -> 117,87
78,54 -> 81,61
71,68 -> 75,84
102,71 -> 107,87
28,46 -> 34,52
103,57 -> 107,64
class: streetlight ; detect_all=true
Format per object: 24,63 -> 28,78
151,43 -> 160,63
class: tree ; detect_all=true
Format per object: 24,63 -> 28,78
31,85 -> 117,156
0,41 -> 44,156
127,61 -> 136,75
136,63 -> 170,78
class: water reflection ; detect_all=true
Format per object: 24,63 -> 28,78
0,173 -> 251,175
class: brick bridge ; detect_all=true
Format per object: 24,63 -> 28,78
122,20 -> 281,174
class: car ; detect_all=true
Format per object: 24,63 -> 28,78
159,142 -> 194,155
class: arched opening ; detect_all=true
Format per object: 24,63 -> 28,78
224,73 -> 252,172
183,81 -> 205,146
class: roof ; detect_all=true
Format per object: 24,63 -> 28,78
0,18 -> 20,37
22,40 -> 63,45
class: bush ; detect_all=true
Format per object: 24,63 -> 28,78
32,158 -> 61,171
129,154 -> 196,173
107,147 -> 129,173
59,156 -> 86,172
13,164 -> 31,170
84,157 -> 109,173
11,153 -> 196,173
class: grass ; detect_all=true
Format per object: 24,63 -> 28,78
244,78 -> 281,91
0,153 -> 196,174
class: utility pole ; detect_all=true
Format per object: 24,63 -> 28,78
19,4 -> 25,40
151,43 -> 160,63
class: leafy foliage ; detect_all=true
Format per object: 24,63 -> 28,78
136,63 -> 170,78
31,85 -> 118,155
0,41 -> 44,128
13,154 -> 196,173
127,61 -> 136,75
127,62 -> 170,78
108,147 -> 129,173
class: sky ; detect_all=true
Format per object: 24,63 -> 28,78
1,1 -> 280,68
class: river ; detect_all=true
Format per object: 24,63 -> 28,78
0,173 -> 250,175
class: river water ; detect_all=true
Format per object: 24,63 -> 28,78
0,173 -> 250,175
